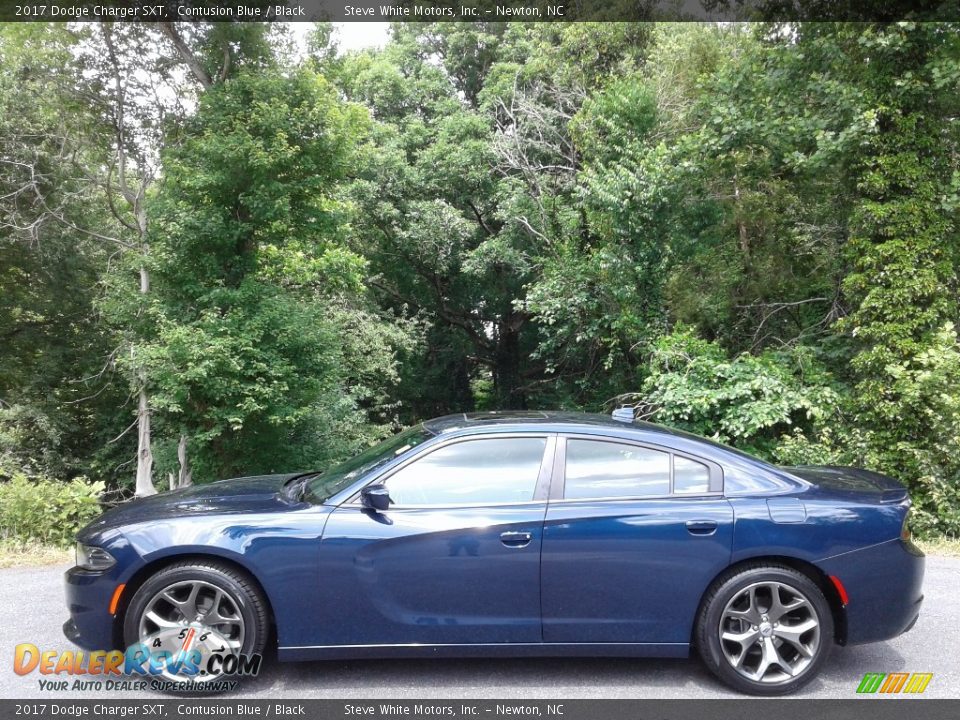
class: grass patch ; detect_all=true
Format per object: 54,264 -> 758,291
914,535 -> 960,558
0,539 -> 72,569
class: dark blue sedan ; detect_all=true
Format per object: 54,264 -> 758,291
64,411 -> 924,695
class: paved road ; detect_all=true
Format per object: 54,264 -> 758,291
2,557 -> 957,699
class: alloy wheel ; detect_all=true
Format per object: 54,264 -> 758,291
137,579 -> 246,683
718,580 -> 821,684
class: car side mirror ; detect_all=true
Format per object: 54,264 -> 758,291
361,484 -> 392,512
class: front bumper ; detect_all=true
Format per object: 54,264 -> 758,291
63,565 -> 122,650
818,538 -> 925,645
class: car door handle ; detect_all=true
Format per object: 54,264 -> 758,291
685,520 -> 718,536
500,531 -> 533,548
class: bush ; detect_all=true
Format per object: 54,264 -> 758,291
635,325 -> 960,537
848,325 -> 960,536
0,474 -> 105,547
635,328 -> 840,458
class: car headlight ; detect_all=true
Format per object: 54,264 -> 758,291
76,542 -> 116,571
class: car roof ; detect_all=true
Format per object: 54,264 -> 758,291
423,410 -> 691,439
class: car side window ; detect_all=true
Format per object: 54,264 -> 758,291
382,437 -> 547,506
674,456 -> 711,494
564,439 -> 670,499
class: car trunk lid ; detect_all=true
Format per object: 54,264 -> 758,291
784,465 -> 909,503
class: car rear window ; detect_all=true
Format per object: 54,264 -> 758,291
564,440 -> 671,499
674,456 -> 711,494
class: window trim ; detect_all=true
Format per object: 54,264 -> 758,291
552,434 -> 723,503
343,433 -> 557,509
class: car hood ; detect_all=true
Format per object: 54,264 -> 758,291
785,465 -> 909,503
80,473 -> 302,537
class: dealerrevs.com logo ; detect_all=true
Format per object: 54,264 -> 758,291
15,624 -> 261,693
856,672 -> 933,694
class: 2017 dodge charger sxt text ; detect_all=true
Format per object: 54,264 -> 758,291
64,411 -> 924,695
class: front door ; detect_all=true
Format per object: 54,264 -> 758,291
316,434 -> 554,647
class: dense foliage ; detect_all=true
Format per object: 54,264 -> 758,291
0,474 -> 104,547
1,21 -> 959,536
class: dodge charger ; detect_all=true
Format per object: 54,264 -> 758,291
64,411 -> 924,695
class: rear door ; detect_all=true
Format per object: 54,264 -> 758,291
316,434 -> 555,647
541,435 -> 734,644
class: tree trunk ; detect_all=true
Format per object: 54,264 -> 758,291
493,315 -> 526,409
177,432 -> 193,488
159,23 -> 213,90
102,24 -> 158,498
133,260 -> 156,497
733,175 -> 749,257
134,383 -> 155,497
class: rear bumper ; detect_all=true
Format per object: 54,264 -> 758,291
818,538 -> 924,645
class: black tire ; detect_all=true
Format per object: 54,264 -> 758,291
696,563 -> 833,696
123,560 -> 269,691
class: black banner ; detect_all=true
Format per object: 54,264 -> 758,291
2,0 -> 959,23
2,700 -> 960,720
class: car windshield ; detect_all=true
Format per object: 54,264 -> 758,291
305,425 -> 434,503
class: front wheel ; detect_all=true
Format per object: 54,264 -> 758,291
122,560 -> 269,690
696,564 -> 833,695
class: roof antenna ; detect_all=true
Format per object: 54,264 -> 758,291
611,406 -> 635,423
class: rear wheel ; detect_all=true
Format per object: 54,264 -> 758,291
122,560 -> 268,690
696,564 -> 833,695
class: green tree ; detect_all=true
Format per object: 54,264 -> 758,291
632,328 -> 839,458
0,25 -> 131,483
142,69 -> 410,481
829,23 -> 960,530
333,22 -> 655,413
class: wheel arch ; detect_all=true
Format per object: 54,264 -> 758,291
694,555 -> 847,647
112,551 -> 277,650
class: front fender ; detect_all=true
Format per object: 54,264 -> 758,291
112,506 -> 332,649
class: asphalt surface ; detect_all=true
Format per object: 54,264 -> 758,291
1,557 -> 957,699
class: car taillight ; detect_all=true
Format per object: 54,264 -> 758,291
901,509 -> 912,542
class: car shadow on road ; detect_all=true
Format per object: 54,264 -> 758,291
226,641 -> 909,699
823,643 -> 909,681
232,651 -> 726,698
